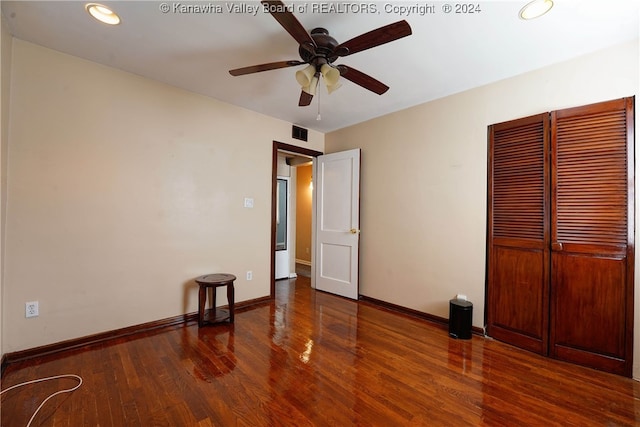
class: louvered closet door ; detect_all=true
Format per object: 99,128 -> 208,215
487,113 -> 550,355
550,98 -> 634,376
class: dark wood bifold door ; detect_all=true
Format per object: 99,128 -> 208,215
487,114 -> 550,355
487,97 -> 635,376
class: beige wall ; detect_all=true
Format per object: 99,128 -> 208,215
325,40 -> 640,378
3,39 -> 323,353
1,14 -> 14,358
295,165 -> 312,263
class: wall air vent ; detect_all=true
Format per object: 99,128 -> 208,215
292,125 -> 308,142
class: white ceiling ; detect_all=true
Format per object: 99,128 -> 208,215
2,1 -> 639,132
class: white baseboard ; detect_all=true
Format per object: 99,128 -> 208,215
295,259 -> 311,266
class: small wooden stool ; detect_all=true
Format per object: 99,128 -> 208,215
195,273 -> 236,327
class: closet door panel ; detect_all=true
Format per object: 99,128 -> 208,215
490,246 -> 546,353
550,97 -> 634,376
552,253 -> 626,373
487,113 -> 550,355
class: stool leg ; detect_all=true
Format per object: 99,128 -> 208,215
228,282 -> 235,323
212,286 -> 217,320
198,285 -> 206,328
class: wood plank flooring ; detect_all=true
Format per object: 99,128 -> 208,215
2,276 -> 640,426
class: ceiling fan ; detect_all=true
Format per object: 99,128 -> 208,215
229,0 -> 412,106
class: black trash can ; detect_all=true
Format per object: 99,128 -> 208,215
449,298 -> 473,339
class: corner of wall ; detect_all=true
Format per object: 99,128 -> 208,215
0,11 -> 14,360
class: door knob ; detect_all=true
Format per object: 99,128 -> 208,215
551,242 -> 563,251
350,229 -> 361,234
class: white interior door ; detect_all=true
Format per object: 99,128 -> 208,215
314,149 -> 360,299
275,177 -> 290,279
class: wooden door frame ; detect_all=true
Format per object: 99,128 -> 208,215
271,141 -> 323,298
624,97 -> 635,376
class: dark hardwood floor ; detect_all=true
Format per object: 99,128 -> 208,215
2,276 -> 640,426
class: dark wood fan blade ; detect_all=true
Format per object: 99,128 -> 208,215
337,65 -> 389,95
333,20 -> 412,57
229,60 -> 304,76
261,0 -> 316,49
299,91 -> 313,106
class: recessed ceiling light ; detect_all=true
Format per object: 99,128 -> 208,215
519,0 -> 554,20
85,3 -> 121,25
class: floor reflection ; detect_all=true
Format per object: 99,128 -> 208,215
446,336 -> 473,374
180,322 -> 236,381
3,274 -> 640,426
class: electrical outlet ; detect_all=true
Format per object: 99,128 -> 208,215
246,271 -> 253,281
25,301 -> 39,318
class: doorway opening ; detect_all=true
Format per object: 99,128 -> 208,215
293,164 -> 313,279
271,141 -> 323,298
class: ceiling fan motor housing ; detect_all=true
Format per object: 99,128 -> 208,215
299,28 -> 340,66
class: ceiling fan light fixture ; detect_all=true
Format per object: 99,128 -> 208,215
519,0 -> 553,20
320,64 -> 340,86
326,82 -> 342,94
302,75 -> 319,96
296,65 -> 316,87
85,3 -> 121,25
